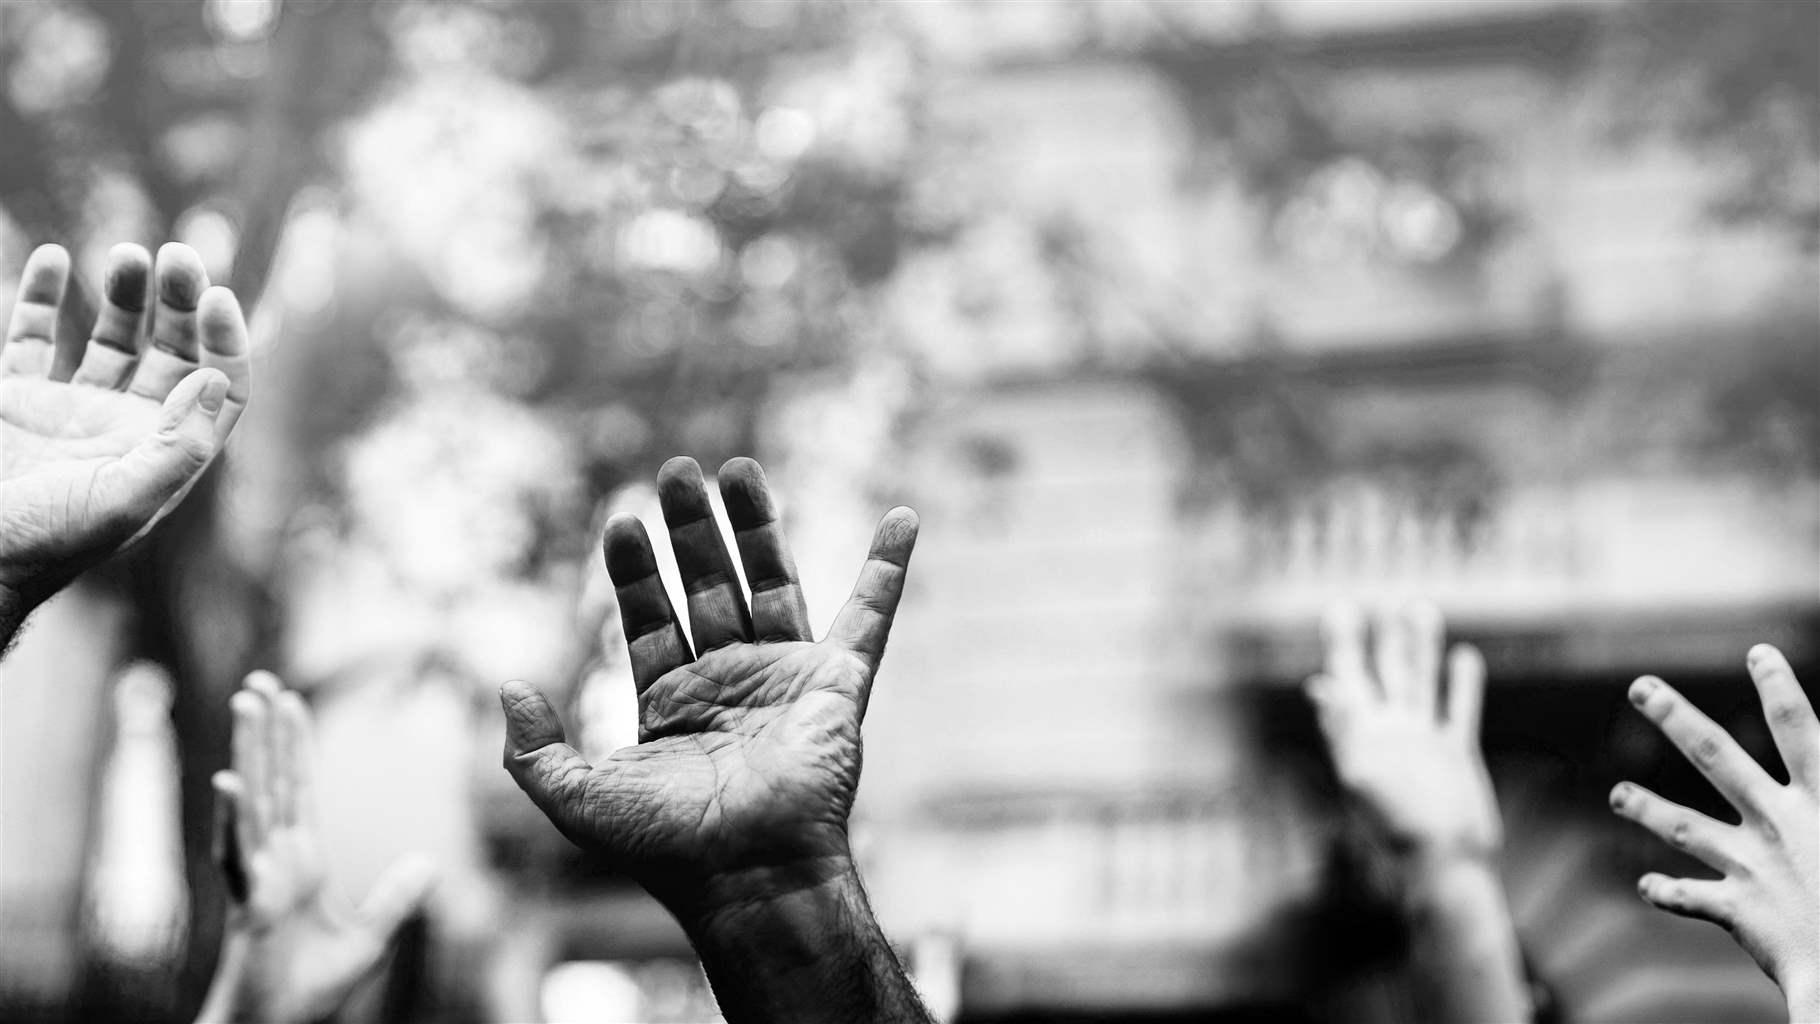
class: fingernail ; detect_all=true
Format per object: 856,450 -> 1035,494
199,375 -> 226,415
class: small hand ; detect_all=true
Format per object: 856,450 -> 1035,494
1306,603 -> 1500,862
0,243 -> 249,624
502,456 -> 919,915
1610,645 -> 1819,1020
200,672 -> 435,1024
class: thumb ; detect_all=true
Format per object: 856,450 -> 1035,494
107,368 -> 228,511
357,853 -> 437,941
499,680 -> 597,839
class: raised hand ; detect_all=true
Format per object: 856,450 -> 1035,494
197,672 -> 435,1024
1610,645 -> 1819,1022
503,456 -> 932,1024
1306,603 -> 1528,1023
1306,603 -> 1499,861
0,242 -> 250,646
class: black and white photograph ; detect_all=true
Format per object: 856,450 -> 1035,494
0,1 -> 1816,1022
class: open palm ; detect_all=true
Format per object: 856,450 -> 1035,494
503,456 -> 918,905
203,673 -> 435,1024
0,242 -> 248,608
1307,604 -> 1501,859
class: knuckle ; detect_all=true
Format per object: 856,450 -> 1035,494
1669,819 -> 1692,849
1766,702 -> 1809,729
1690,732 -> 1726,768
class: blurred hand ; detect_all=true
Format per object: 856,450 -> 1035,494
1309,604 -> 1529,1022
502,456 -> 919,914
1610,645 -> 1819,1021
198,672 -> 435,1024
0,243 -> 249,639
1307,603 -> 1500,863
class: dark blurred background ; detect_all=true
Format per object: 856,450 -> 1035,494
0,1 -> 1815,1022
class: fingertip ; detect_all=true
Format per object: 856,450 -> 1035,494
159,367 -> 227,417
866,506 -> 919,562
656,455 -> 704,492
719,455 -> 764,482
27,242 -> 70,272
1304,673 -> 1333,702
1608,781 -> 1630,813
1448,642 -> 1485,675
1629,675 -> 1663,709
197,286 -> 248,348
155,243 -> 207,305
229,689 -> 265,716
243,669 -> 283,699
211,770 -> 242,795
500,682 -> 570,764
716,457 -> 773,521
1745,643 -> 1789,678
104,244 -> 152,309
601,514 -> 659,581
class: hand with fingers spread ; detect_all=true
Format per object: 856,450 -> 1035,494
1307,603 -> 1529,1023
0,242 -> 250,650
1610,645 -> 1819,1022
197,672 -> 436,1024
1308,604 -> 1500,862
502,456 -> 934,1024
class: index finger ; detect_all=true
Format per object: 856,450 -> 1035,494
826,507 -> 919,674
1746,644 -> 1818,791
603,514 -> 694,694
229,688 -> 274,848
1321,604 -> 1372,695
1629,675 -> 1774,819
1,244 -> 69,378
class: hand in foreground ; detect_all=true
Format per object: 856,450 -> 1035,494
503,456 -> 932,1024
0,243 -> 249,645
1307,603 -> 1499,862
197,672 -> 435,1024
1610,645 -> 1819,1022
1307,603 -> 1528,1023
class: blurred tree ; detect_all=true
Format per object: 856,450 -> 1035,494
1604,0 -> 1820,249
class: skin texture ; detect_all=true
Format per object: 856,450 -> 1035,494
197,672 -> 435,1024
1307,603 -> 1531,1023
0,242 -> 250,651
503,456 -> 934,1024
1610,644 -> 1820,1023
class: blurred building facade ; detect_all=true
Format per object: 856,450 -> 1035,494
0,2 -> 1815,1022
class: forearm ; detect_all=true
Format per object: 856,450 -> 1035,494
194,929 -> 255,1024
1400,853 -> 1531,1024
671,858 -> 934,1024
1785,975 -> 1820,1024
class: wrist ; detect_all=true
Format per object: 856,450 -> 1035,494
665,854 -> 929,1024
1398,847 -> 1502,905
669,852 -> 865,947
1783,971 -> 1820,1024
195,928 -> 255,1024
